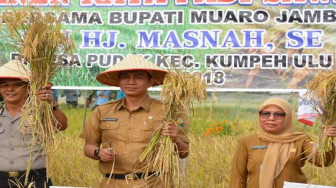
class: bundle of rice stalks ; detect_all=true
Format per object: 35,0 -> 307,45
139,70 -> 206,187
0,7 -> 75,184
306,69 -> 336,158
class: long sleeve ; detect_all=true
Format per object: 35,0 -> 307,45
303,138 -> 335,167
230,139 -> 248,188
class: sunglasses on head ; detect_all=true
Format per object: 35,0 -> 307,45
259,111 -> 286,120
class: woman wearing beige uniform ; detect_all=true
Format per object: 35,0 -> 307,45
230,98 -> 336,188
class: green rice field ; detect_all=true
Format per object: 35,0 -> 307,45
49,92 -> 336,187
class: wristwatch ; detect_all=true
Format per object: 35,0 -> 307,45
94,148 -> 100,158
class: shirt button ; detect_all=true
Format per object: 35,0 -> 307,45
11,148 -> 14,151
10,161 -> 14,164
131,114 -> 134,117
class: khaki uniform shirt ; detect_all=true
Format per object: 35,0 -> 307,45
230,134 -> 335,188
0,106 -> 45,171
80,96 -> 189,187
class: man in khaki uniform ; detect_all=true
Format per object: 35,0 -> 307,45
80,55 -> 189,188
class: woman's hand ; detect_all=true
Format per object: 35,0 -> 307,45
323,125 -> 336,138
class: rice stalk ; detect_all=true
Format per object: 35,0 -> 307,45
305,69 -> 336,164
139,70 -> 206,187
0,7 -> 75,185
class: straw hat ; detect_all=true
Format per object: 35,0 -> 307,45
0,60 -> 31,81
96,55 -> 168,87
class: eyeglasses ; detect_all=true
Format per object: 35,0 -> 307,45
259,111 -> 286,120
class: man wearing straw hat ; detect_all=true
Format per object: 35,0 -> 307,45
0,60 -> 68,188
80,54 -> 189,188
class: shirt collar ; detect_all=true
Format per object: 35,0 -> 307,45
0,105 -> 4,115
141,96 -> 151,112
0,104 -> 23,120
117,98 -> 126,111
117,95 -> 152,112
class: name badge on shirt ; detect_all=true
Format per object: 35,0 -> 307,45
251,145 -> 268,150
103,118 -> 118,121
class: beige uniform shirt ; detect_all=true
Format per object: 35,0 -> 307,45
0,106 -> 45,171
230,134 -> 335,188
80,96 -> 189,187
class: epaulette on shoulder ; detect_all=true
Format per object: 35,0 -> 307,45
245,134 -> 259,141
101,99 -> 120,106
150,98 -> 164,111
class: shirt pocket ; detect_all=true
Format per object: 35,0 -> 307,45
100,121 -> 123,144
100,121 -> 120,130
134,118 -> 162,144
17,120 -> 34,135
20,125 -> 38,147
22,125 -> 34,135
145,115 -> 163,130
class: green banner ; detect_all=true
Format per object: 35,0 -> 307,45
0,0 -> 335,90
